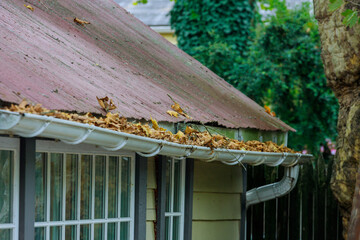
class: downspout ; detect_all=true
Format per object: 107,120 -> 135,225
246,165 -> 300,208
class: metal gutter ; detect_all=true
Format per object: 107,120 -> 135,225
246,165 -> 300,207
0,110 -> 312,166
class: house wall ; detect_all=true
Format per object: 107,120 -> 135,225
159,32 -> 177,45
145,157 -> 243,240
192,160 -> 242,240
146,157 -> 157,240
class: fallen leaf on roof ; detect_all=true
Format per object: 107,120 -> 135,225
264,105 -> 271,114
24,4 -> 34,11
167,110 -> 178,118
264,105 -> 276,117
171,102 -> 191,119
74,17 -> 90,26
96,96 -> 117,112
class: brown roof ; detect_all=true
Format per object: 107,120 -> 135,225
0,0 -> 294,131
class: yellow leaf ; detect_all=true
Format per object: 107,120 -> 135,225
174,130 -> 185,139
166,110 -> 178,118
19,99 -> 28,109
151,117 -> 159,130
185,126 -> 197,135
264,105 -> 271,114
171,102 -> 183,114
24,4 -> 34,11
74,17 -> 90,26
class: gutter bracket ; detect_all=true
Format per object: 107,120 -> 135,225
102,137 -> 129,151
173,147 -> 194,160
18,120 -> 52,138
221,152 -> 247,166
136,144 -> 163,157
62,126 -> 95,145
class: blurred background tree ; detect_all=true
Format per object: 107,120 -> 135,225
171,3 -> 342,237
171,0 -> 338,153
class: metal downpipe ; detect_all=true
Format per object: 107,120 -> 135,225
246,165 -> 300,208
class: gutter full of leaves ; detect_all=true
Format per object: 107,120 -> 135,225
2,98 -> 297,154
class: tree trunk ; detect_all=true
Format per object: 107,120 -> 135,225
348,164 -> 360,240
314,0 -> 360,239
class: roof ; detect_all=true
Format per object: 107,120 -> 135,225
0,0 -> 294,131
116,0 -> 174,26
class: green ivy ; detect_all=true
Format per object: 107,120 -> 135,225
170,0 -> 254,78
231,3 -> 339,152
170,1 -> 338,153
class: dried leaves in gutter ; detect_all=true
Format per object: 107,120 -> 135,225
2,99 -> 298,153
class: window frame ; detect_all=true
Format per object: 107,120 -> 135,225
164,157 -> 186,240
35,140 -> 135,240
0,137 -> 20,240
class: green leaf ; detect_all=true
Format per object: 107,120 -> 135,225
328,0 -> 343,12
342,10 -> 359,27
342,9 -> 354,17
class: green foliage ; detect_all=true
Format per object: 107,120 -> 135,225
232,3 -> 338,152
170,0 -> 254,78
170,1 -> 338,153
329,0 -> 360,27
329,0 -> 344,12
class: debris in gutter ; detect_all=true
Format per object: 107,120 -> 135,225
2,99 -> 298,153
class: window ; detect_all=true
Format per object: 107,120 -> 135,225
0,138 -> 19,240
165,158 -> 185,240
34,142 -> 135,240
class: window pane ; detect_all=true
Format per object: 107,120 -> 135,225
80,225 -> 91,240
94,223 -> 104,240
108,157 -> 119,218
107,222 -> 118,240
35,153 -> 46,222
50,226 -> 62,240
0,229 -> 11,240
165,159 -> 171,212
50,153 -> 63,221
165,217 -> 170,240
120,222 -> 129,240
35,227 -> 45,240
172,216 -> 180,240
173,160 -> 181,212
80,155 -> 92,220
95,156 -> 106,219
65,225 -> 77,240
120,157 -> 131,217
0,150 -> 12,224
66,154 -> 78,220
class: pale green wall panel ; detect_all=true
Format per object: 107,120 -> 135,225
147,157 -> 156,189
194,160 -> 242,193
192,221 -> 240,240
146,189 -> 156,221
146,221 -> 155,240
193,193 -> 241,220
